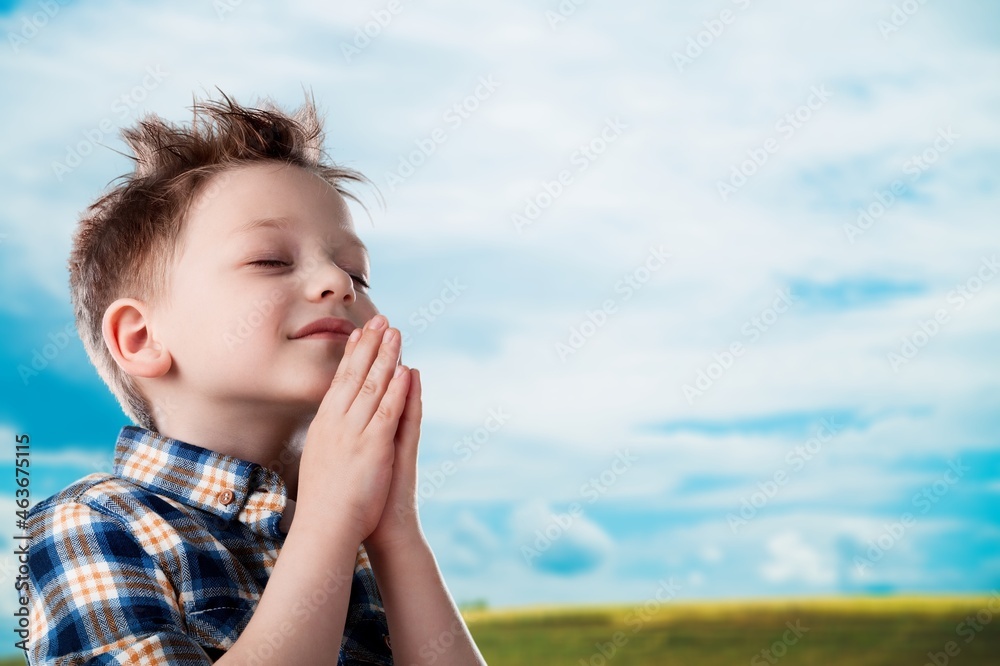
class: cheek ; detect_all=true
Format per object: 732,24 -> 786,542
234,296 -> 293,349
356,299 -> 379,324
182,298 -> 254,354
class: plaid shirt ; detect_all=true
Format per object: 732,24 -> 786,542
25,425 -> 394,665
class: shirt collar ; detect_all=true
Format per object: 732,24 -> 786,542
113,425 -> 291,540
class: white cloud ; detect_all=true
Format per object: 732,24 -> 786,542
510,499 -> 614,576
701,546 -> 724,564
441,509 -> 501,574
760,532 -> 837,586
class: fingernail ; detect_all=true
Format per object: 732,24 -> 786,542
348,328 -> 361,342
367,315 -> 384,330
393,364 -> 405,378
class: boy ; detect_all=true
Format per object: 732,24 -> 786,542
25,90 -> 488,665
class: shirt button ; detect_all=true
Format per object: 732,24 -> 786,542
218,490 -> 235,505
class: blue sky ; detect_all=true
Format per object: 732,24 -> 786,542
1,0 -> 998,650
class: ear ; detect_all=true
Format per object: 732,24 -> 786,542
102,298 -> 172,379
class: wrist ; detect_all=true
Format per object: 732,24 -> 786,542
365,523 -> 426,559
290,501 -> 366,550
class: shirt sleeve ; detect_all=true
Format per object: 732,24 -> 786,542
26,499 -> 215,665
340,545 -> 394,665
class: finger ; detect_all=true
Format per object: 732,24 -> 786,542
330,316 -> 380,382
313,325 -> 363,418
366,362 -> 411,440
328,315 -> 391,412
347,325 -> 404,423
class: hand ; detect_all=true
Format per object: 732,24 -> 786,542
365,361 -> 424,554
295,314 -> 412,547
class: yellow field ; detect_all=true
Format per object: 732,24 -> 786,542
3,596 -> 994,665
462,595 -> 1000,665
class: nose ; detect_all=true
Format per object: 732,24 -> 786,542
303,255 -> 356,304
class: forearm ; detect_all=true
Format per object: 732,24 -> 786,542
366,533 -> 487,666
218,512 -> 360,665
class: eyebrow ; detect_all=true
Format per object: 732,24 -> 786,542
236,216 -> 370,262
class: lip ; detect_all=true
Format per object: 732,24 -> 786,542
290,317 -> 356,340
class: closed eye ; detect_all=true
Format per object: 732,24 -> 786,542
249,260 -> 370,290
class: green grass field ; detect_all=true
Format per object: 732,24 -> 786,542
2,596 -> 995,665
463,596 -> 1000,665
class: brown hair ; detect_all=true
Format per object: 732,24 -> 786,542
68,88 -> 378,431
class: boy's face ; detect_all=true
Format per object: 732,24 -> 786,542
151,161 -> 380,411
